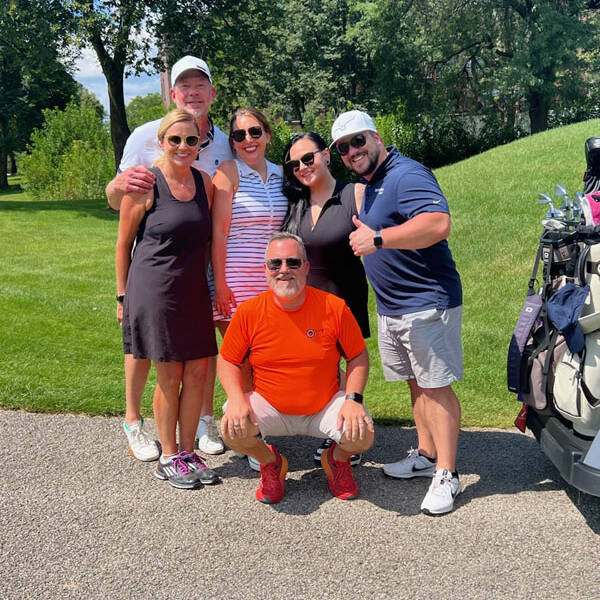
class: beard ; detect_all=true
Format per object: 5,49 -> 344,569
269,274 -> 301,297
353,147 -> 381,177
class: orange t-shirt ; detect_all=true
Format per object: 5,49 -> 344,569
220,286 -> 366,415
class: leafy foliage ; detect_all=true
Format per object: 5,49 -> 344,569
0,0 -> 77,187
126,93 -> 168,130
20,96 -> 113,200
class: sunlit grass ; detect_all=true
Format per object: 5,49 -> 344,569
2,119 -> 599,426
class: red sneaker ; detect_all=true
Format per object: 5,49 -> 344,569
321,441 -> 358,500
256,445 -> 288,504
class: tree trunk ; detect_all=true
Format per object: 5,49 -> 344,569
9,153 -> 17,175
528,89 -> 549,134
0,148 -> 8,189
105,66 -> 130,170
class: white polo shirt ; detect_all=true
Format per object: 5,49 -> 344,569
118,118 -> 233,177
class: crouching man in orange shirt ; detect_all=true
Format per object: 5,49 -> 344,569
218,232 -> 374,503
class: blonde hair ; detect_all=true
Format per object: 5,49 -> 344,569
153,109 -> 200,166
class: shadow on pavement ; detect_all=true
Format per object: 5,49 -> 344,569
210,427 -> 600,526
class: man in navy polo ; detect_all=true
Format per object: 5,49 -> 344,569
331,110 -> 463,515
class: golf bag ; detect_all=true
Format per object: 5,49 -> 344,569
582,137 -> 600,225
508,140 -> 600,436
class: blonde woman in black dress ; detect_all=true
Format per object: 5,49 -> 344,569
116,109 -> 218,489
281,132 -> 370,464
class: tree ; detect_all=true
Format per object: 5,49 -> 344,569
67,0 -> 164,168
0,0 -> 77,188
125,92 -> 168,130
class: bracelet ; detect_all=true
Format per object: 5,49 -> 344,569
116,294 -> 125,303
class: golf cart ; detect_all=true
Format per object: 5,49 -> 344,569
508,137 -> 600,497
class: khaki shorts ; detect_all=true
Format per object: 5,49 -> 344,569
245,390 -> 357,442
377,306 -> 463,388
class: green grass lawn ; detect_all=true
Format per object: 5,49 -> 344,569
2,119 -> 599,425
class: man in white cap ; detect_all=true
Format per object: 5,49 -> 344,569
106,56 -> 233,462
331,110 -> 463,515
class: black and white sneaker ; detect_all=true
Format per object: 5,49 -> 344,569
382,448 -> 436,479
154,453 -> 203,489
314,438 -> 361,467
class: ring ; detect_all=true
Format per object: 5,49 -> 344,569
233,423 -> 241,428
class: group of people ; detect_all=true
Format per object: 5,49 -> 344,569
108,55 -> 463,515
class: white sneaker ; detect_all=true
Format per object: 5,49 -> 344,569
248,455 -> 260,471
383,448 -> 436,479
195,416 -> 225,455
420,469 -> 461,515
123,419 -> 159,462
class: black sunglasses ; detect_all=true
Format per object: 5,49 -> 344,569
336,133 -> 367,156
285,150 -> 324,173
231,126 -> 263,143
166,135 -> 200,147
265,257 -> 303,271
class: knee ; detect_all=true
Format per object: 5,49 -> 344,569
182,359 -> 208,388
340,429 -> 375,454
421,385 -> 459,406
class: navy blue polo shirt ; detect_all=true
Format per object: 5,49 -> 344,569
359,147 -> 462,316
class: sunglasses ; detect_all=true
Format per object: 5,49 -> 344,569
265,257 -> 303,271
285,150 -> 324,173
167,135 -> 200,148
336,133 -> 368,156
166,135 -> 200,147
231,126 -> 263,143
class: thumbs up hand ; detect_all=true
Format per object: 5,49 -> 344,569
349,215 -> 377,256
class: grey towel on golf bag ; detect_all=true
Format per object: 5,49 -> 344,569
507,292 -> 543,394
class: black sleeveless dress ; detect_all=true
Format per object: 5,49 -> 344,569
297,181 -> 370,338
122,167 -> 217,362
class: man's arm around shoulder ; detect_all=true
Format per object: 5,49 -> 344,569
106,166 -> 156,210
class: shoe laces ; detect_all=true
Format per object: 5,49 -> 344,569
406,447 -> 419,459
133,427 -> 153,446
180,451 -> 209,471
260,458 -> 282,495
171,454 -> 193,475
431,469 -> 452,491
330,454 -> 354,488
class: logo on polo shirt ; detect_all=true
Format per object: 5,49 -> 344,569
306,328 -> 329,338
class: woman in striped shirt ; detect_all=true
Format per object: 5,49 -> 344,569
210,108 -> 288,385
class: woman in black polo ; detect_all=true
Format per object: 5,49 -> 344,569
281,132 -> 370,464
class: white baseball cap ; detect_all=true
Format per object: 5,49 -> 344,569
171,56 -> 212,86
330,110 -> 376,147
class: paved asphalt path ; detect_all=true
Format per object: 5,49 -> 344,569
2,410 -> 600,600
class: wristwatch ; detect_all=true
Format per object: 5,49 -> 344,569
345,393 -> 364,404
116,294 -> 125,303
373,230 -> 383,249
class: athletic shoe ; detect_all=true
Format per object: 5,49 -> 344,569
180,451 -> 219,485
314,438 -> 361,467
256,445 -> 288,504
382,447 -> 436,479
195,416 -> 225,455
420,469 -> 461,516
123,418 -> 159,462
321,441 -> 358,500
154,453 -> 202,490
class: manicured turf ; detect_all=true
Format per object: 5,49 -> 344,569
2,119 -> 599,425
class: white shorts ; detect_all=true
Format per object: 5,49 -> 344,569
246,390 -> 366,442
377,306 -> 463,388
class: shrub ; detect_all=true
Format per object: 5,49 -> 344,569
20,96 -> 113,200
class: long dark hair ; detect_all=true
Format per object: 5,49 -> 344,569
280,132 -> 328,236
